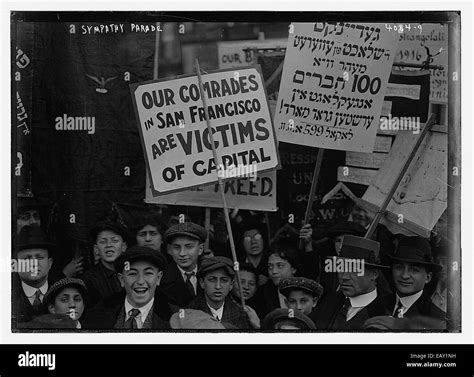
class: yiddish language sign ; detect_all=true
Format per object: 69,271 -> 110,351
131,67 -> 279,195
275,22 -> 399,152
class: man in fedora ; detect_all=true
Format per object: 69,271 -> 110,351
160,222 -> 207,312
12,224 -> 57,328
313,235 -> 389,330
83,246 -> 169,329
386,236 -> 445,322
82,220 -> 129,308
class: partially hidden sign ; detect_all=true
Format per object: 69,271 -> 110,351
131,67 -> 279,195
275,22 -> 399,152
145,170 -> 277,211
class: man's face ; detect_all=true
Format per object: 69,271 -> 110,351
286,290 -> 317,316
49,287 -> 85,320
136,225 -> 162,252
349,206 -> 371,228
17,209 -> 41,234
119,260 -> 163,308
268,254 -> 296,286
392,261 -> 431,297
200,268 -> 233,307
242,229 -> 264,256
333,235 -> 348,255
94,230 -> 127,265
338,268 -> 377,297
232,270 -> 257,300
168,236 -> 203,271
16,248 -> 52,285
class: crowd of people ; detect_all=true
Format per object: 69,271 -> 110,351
12,197 -> 447,331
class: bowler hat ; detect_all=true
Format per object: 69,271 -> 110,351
389,236 -> 441,272
164,222 -> 207,244
170,309 -> 226,330
279,277 -> 324,299
262,308 -> 316,330
43,278 -> 88,306
114,246 -> 167,272
326,221 -> 366,238
197,256 -> 235,279
338,235 -> 389,269
90,221 -> 130,244
15,225 -> 55,257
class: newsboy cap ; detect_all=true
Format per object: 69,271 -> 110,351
197,256 -> 235,279
164,221 -> 207,244
262,308 -> 316,330
389,236 -> 441,272
170,309 -> 226,330
338,235 -> 388,269
43,278 -> 88,306
90,220 -> 130,244
278,277 -> 324,299
15,224 -> 55,257
114,246 -> 167,272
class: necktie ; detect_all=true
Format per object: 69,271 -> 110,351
32,289 -> 42,308
124,308 -> 141,329
185,271 -> 196,297
332,297 -> 351,328
393,301 -> 405,318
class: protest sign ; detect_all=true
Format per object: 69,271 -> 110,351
145,170 -> 277,211
392,23 -> 448,103
217,39 -> 288,70
360,128 -> 447,237
275,22 -> 399,152
130,66 -> 279,195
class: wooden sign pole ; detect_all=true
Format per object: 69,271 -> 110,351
195,59 -> 246,308
364,113 -> 436,239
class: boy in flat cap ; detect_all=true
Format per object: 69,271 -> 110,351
83,246 -> 169,329
262,308 -> 316,330
160,222 -> 207,312
278,277 -> 323,321
82,221 -> 129,308
44,278 -> 88,329
382,236 -> 445,325
187,256 -> 252,329
313,235 -> 389,330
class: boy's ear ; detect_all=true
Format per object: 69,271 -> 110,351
156,270 -> 164,286
121,242 -> 127,252
118,273 -> 125,288
199,278 -> 205,289
425,271 -> 433,284
198,243 -> 204,256
48,304 -> 55,314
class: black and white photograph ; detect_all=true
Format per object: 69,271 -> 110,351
2,2 -> 473,376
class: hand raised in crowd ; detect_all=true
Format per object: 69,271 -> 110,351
244,305 -> 261,329
299,224 -> 313,252
62,256 -> 84,277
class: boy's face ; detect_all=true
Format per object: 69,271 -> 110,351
242,229 -> 264,256
168,235 -> 203,272
136,225 -> 162,252
119,260 -> 163,308
48,287 -> 85,320
94,230 -> 127,265
17,209 -> 41,234
338,268 -> 377,297
285,290 -> 317,315
268,254 -> 296,286
200,268 -> 233,307
392,261 -> 432,297
232,270 -> 257,300
16,248 -> 52,286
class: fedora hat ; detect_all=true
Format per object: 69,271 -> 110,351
326,221 -> 366,238
15,224 -> 55,257
389,236 -> 441,272
338,235 -> 389,269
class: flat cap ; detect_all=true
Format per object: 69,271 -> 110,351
170,309 -> 226,330
43,278 -> 88,306
197,256 -> 235,279
164,222 -> 207,244
90,221 -> 130,244
278,277 -> 324,299
114,246 -> 167,272
262,308 -> 316,330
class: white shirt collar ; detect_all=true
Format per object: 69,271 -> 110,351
177,265 -> 198,280
22,280 -> 48,299
207,302 -> 225,321
396,290 -> 423,312
348,288 -> 377,308
124,297 -> 154,328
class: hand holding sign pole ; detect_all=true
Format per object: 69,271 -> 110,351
195,59 -> 245,308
